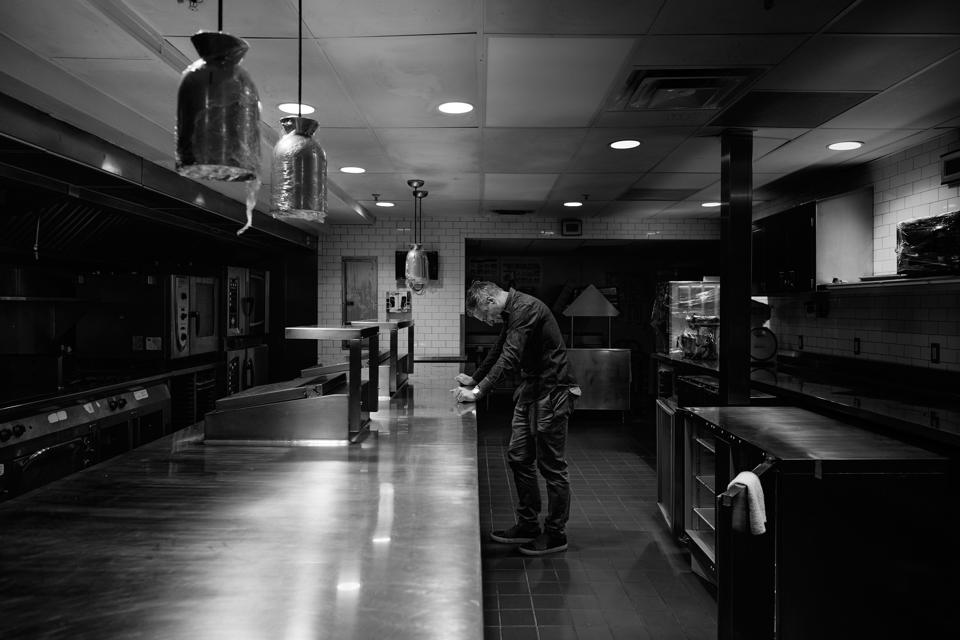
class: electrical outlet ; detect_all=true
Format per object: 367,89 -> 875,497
798,335 -> 804,350
931,342 -> 941,364
853,337 -> 861,355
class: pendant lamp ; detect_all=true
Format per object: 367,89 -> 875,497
405,179 -> 430,294
176,0 -> 261,182
270,0 -> 327,222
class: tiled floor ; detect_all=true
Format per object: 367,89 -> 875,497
478,404 -> 717,640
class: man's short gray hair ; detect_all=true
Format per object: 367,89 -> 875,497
465,281 -> 503,315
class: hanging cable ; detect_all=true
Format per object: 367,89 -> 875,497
298,0 -> 302,117
217,0 -> 223,31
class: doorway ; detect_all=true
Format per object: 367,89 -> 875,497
341,257 -> 378,324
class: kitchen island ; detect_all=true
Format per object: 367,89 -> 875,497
0,363 -> 482,640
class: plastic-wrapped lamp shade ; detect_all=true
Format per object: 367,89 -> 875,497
270,116 -> 327,222
176,31 -> 261,182
405,244 -> 429,294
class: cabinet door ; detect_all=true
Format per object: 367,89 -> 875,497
752,203 -> 815,294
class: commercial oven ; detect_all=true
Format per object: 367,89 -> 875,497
225,344 -> 269,395
168,275 -> 220,359
225,266 -> 269,337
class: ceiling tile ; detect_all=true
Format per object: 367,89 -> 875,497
654,135 -> 789,173
632,173 -> 719,190
628,35 -> 806,67
538,201 -> 608,218
482,128 -> 588,172
483,174 -> 558,200
549,173 -> 639,201
754,35 -> 960,92
651,0 -> 856,35
303,0 -> 479,38
485,36 -> 636,127
484,0 -> 660,35
828,0 -> 960,34
123,0 -> 297,38
595,201 -> 672,219
0,0 -> 152,59
321,34 -> 479,127
826,50 -> 960,130
308,129 -> 396,173
566,128 -> 692,173
377,128 -> 481,173
711,91 -> 875,128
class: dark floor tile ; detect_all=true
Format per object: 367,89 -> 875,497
483,626 -> 501,640
500,610 -> 537,626
572,627 -> 614,640
535,609 -> 574,626
499,627 -> 539,640
537,625 -> 578,640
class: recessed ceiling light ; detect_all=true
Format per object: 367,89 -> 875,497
609,139 -> 641,150
438,101 -> 474,114
340,166 -> 365,174
563,201 -> 583,207
827,141 -> 863,151
278,102 -> 315,115
375,201 -> 395,207
701,201 -> 721,208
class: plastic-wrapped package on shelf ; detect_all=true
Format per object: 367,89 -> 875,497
896,210 -> 960,275
651,281 -> 720,360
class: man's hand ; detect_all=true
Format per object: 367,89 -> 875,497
455,373 -> 475,386
450,387 -> 478,403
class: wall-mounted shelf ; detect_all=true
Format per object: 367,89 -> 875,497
0,296 -> 86,302
819,275 -> 960,291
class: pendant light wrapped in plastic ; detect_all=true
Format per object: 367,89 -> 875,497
405,243 -> 429,293
405,183 -> 430,294
176,31 -> 261,181
270,116 -> 327,222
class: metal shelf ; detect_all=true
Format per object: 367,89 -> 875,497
694,507 -> 716,531
694,435 -> 716,454
696,474 -> 715,493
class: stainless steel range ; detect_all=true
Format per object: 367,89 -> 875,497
0,382 -> 170,501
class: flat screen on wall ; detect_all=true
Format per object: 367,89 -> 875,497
395,251 -> 439,280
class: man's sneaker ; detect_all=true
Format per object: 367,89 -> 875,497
490,523 -> 541,544
519,531 -> 567,556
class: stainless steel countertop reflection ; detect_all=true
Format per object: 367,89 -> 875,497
0,363 -> 482,640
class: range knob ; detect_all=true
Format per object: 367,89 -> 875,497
0,428 -> 11,442
117,398 -> 127,409
12,424 -> 25,438
108,399 -> 118,410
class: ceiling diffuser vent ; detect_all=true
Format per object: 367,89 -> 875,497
491,208 -> 534,215
610,69 -> 760,111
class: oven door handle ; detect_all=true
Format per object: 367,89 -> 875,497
22,438 -> 87,469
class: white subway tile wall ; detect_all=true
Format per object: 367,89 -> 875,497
766,129 -> 960,372
314,215 -> 719,364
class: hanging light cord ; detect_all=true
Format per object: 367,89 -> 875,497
298,0 -> 303,117
217,0 -> 223,31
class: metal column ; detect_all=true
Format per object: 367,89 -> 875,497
719,129 -> 753,405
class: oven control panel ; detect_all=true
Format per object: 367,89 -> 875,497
174,275 -> 190,353
0,385 -> 170,450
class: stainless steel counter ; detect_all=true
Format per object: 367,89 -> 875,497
0,363 -> 482,640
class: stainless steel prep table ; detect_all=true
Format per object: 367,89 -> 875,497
0,363 -> 482,640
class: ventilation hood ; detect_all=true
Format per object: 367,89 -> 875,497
0,92 -> 316,255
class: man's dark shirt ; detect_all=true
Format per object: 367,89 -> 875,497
473,289 -> 577,402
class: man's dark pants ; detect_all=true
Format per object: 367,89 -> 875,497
506,386 -> 576,534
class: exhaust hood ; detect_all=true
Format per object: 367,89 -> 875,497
0,91 -> 315,253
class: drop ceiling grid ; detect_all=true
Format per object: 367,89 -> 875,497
483,36 -> 636,127
319,34 -> 480,128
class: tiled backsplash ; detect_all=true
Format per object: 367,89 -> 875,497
769,284 -> 960,372
764,129 -> 960,373
315,215 -> 718,363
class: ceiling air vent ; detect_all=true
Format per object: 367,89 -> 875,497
491,209 -> 534,215
610,69 -> 760,111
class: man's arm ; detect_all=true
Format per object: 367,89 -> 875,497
474,310 -> 537,398
471,325 -> 506,384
